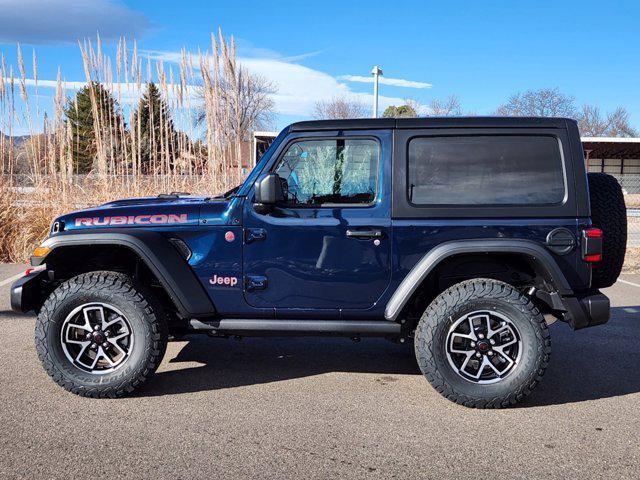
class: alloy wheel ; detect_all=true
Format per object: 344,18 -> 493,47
60,303 -> 134,375
445,310 -> 522,384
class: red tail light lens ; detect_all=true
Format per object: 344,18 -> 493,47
582,228 -> 603,263
584,227 -> 603,239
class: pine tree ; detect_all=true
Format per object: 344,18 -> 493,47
132,82 -> 179,173
382,104 -> 417,118
64,82 -> 123,174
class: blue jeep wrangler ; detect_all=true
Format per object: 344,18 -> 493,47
11,117 -> 627,407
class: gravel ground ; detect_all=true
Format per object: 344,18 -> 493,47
0,264 -> 639,479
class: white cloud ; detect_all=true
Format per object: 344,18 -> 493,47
339,75 -> 432,89
4,78 -> 198,106
7,50 -> 421,120
145,50 -> 409,117
0,0 -> 152,44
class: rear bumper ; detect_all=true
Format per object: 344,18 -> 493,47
563,291 -> 610,330
10,269 -> 47,314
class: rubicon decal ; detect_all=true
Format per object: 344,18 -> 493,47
209,275 -> 238,287
74,214 -> 189,227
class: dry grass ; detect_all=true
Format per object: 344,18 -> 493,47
0,175 -> 222,262
623,247 -> 640,273
625,194 -> 640,208
0,30 -> 267,261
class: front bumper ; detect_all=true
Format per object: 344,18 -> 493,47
563,290 -> 610,330
10,269 -> 48,313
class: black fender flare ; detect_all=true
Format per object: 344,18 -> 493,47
34,229 -> 215,317
384,239 -> 573,321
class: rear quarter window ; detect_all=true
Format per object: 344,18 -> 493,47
407,135 -> 566,205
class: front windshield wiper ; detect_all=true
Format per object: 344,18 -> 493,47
215,184 -> 241,199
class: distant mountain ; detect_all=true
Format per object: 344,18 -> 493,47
0,132 -> 29,148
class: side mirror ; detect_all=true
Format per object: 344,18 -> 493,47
254,173 -> 285,210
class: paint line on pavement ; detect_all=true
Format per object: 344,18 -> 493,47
617,278 -> 640,289
0,271 -> 26,287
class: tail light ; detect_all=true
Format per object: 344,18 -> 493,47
582,227 -> 603,263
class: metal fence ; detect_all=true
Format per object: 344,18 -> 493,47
605,174 -> 640,195
629,211 -> 640,248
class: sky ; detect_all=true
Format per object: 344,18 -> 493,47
0,0 -> 639,134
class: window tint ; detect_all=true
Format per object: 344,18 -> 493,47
275,138 -> 379,206
408,136 -> 565,205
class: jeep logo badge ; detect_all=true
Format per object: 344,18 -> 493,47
209,275 -> 238,287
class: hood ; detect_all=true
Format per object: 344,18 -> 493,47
52,195 -> 238,234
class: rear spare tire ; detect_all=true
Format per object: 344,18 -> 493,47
587,172 -> 627,288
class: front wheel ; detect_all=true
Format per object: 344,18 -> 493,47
35,271 -> 168,398
414,278 -> 550,408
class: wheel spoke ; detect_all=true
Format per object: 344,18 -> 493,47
466,317 -> 479,340
98,346 -> 116,367
64,325 -> 85,343
493,346 -> 515,366
72,309 -> 93,332
102,314 -> 124,331
109,325 -> 130,342
459,352 -> 474,374
498,337 -> 517,349
487,323 -> 509,339
471,357 -> 490,379
485,357 -> 506,376
470,314 -> 490,335
107,338 -> 127,356
89,349 -> 101,369
450,333 -> 475,353
74,341 -> 91,363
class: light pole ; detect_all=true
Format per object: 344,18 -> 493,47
371,65 -> 383,118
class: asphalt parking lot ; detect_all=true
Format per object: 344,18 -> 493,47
0,263 -> 639,479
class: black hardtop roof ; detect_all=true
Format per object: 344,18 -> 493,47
288,116 -> 575,132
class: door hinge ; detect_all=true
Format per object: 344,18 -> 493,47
244,275 -> 268,291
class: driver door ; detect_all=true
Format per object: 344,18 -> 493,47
242,130 -> 392,316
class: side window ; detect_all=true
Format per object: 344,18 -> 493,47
274,138 -> 379,206
408,135 -> 566,205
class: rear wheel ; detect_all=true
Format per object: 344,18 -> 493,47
414,278 -> 550,408
35,271 -> 168,398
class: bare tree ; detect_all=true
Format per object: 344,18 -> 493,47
428,95 -> 462,116
196,71 -> 276,141
577,105 -> 608,136
605,107 -> 638,137
313,96 -> 369,119
495,88 -> 577,117
578,105 -> 638,137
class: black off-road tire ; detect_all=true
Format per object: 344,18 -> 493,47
35,271 -> 168,398
588,172 -> 627,288
414,279 -> 550,408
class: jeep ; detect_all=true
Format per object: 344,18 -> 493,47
11,117 -> 627,408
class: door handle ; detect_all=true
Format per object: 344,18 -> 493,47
245,228 -> 267,244
346,229 -> 384,239
245,275 -> 268,291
